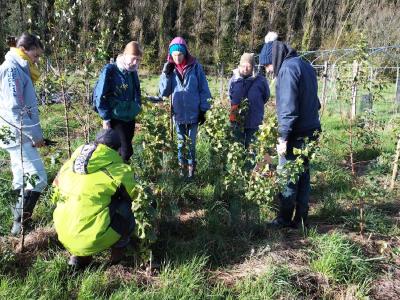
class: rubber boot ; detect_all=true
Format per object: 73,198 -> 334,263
10,189 -> 22,236
10,190 -> 41,236
269,198 -> 294,228
110,246 -> 126,264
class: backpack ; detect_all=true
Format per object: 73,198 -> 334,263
91,64 -> 118,112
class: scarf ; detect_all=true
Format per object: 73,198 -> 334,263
12,47 -> 40,83
116,54 -> 138,72
175,58 -> 187,78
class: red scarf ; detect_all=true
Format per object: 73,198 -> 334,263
175,58 -> 187,78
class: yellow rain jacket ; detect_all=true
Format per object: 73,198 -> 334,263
52,143 -> 136,256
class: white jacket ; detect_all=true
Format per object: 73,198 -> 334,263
0,50 -> 43,148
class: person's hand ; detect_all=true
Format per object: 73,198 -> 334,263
162,62 -> 175,75
33,139 -> 45,148
276,138 -> 287,156
103,120 -> 112,129
198,111 -> 206,125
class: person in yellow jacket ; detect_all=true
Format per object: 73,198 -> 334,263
52,129 -> 136,268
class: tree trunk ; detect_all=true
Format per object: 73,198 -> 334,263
250,0 -> 257,51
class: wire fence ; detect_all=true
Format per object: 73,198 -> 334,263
201,45 -> 400,117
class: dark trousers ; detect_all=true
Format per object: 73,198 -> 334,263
109,186 -> 135,248
278,137 -> 311,224
111,119 -> 135,162
231,123 -> 258,149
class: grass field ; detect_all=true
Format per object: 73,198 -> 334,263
0,74 -> 399,299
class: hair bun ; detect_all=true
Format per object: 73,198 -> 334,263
6,36 -> 17,47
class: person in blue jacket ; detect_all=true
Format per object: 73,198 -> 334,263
228,52 -> 270,148
93,41 -> 142,163
263,40 -> 321,229
159,37 -> 211,178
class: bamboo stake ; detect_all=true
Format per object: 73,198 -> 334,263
19,114 -> 25,252
395,67 -> 400,113
390,135 -> 400,191
61,81 -> 72,157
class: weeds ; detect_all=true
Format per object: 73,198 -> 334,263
235,265 -> 300,299
310,232 -> 374,286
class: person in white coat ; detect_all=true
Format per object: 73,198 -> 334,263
0,32 -> 47,235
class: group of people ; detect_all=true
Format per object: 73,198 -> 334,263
0,31 -> 320,268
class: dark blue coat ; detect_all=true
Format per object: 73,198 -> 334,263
159,62 -> 211,124
276,56 -> 321,140
259,43 -> 269,66
93,64 -> 141,122
228,70 -> 270,129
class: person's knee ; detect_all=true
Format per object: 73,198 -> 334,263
33,170 -> 48,192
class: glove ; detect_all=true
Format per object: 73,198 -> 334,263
102,120 -> 112,129
229,104 -> 239,122
276,138 -> 287,156
198,111 -> 206,125
162,62 -> 175,75
43,138 -> 57,146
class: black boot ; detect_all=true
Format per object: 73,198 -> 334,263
10,190 -> 41,235
269,196 -> 295,228
110,246 -> 126,264
291,204 -> 309,229
23,190 -> 41,218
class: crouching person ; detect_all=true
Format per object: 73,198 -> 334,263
52,129 -> 137,268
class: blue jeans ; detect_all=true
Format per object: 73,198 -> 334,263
231,124 -> 258,149
278,138 -> 311,224
176,123 -> 198,166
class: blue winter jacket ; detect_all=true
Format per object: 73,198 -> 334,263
93,64 -> 141,122
228,70 -> 270,129
276,56 -> 321,140
159,62 -> 211,124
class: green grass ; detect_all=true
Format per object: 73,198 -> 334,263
310,232 -> 373,286
343,207 -> 400,236
235,266 -> 300,299
0,75 -> 399,299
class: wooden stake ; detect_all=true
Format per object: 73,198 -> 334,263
351,60 -> 359,120
320,61 -> 329,117
395,67 -> 400,112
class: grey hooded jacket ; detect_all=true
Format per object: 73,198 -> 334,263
0,49 -> 43,148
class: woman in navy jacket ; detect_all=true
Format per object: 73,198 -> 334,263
228,52 -> 270,148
